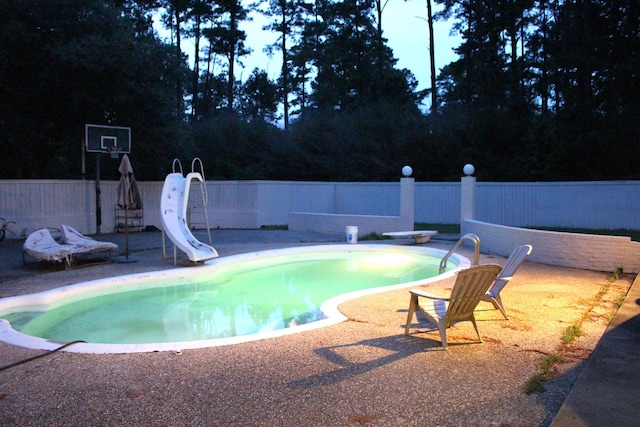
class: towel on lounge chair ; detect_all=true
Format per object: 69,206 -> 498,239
23,228 -> 76,267
61,225 -> 118,253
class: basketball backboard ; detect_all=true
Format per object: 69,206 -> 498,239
85,124 -> 131,153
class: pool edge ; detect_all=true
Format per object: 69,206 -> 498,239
0,244 -> 470,354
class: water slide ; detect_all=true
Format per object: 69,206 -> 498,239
160,172 -> 219,262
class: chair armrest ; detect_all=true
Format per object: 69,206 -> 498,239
409,289 -> 450,301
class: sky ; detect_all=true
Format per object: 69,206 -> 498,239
156,1 -> 462,107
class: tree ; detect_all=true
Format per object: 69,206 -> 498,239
184,0 -> 215,119
239,69 -> 280,121
259,0 -> 306,129
426,0 -> 437,114
545,0 -> 640,179
306,0 -> 422,111
204,0 -> 251,112
0,0 -> 182,179
160,0 -> 191,118
287,0 -> 327,118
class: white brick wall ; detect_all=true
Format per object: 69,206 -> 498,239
464,220 -> 640,273
288,213 -> 410,236
288,178 -> 414,236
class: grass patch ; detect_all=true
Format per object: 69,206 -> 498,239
416,223 -> 640,239
413,224 -> 639,241
523,354 -> 564,394
523,373 -> 547,394
540,353 -> 564,372
524,269 -> 626,394
614,292 -> 627,309
532,227 -> 640,241
414,223 -> 460,234
262,223 -> 639,241
359,232 -> 392,241
260,225 -> 288,230
561,324 -> 583,344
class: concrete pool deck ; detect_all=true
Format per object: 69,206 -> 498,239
0,229 -> 638,426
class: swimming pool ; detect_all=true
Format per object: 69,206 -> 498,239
0,244 -> 469,353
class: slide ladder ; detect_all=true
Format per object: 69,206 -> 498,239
160,158 -> 218,263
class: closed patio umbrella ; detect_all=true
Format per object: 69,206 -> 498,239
117,154 -> 142,261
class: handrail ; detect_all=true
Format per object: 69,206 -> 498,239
191,157 -> 208,206
191,157 -> 212,247
439,233 -> 481,274
172,158 -> 183,175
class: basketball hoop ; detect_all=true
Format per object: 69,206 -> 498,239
108,146 -> 121,159
84,124 -> 132,235
85,124 -> 131,157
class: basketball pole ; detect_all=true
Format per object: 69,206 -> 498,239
81,135 -> 85,179
95,153 -> 102,235
85,124 -> 131,237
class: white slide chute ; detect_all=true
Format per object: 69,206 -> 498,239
160,172 -> 218,262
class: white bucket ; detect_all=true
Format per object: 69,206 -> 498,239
345,226 -> 358,244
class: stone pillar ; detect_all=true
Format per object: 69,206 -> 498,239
400,176 -> 415,230
460,164 -> 476,235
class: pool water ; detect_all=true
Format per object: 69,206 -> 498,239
2,250 -> 447,345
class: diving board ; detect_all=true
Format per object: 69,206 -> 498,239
160,172 -> 218,262
383,230 -> 438,244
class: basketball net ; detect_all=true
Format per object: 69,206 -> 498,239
108,146 -> 121,159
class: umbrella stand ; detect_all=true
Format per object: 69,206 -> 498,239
117,206 -> 137,263
124,207 -> 129,258
116,154 -> 139,264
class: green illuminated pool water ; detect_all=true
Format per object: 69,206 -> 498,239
2,249 -> 447,345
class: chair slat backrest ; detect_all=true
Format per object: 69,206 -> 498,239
488,245 -> 533,296
447,264 -> 502,322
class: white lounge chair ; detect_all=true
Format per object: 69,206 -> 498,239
481,244 -> 533,319
61,225 -> 118,257
23,228 -> 76,268
405,264 -> 502,350
24,226 -> 119,268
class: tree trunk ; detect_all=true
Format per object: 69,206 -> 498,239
227,11 -> 236,111
376,0 -> 384,101
192,11 -> 201,119
281,1 -> 289,129
427,0 -> 437,114
174,7 -> 184,118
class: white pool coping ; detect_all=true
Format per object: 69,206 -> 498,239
0,244 -> 470,354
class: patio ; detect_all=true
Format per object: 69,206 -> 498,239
0,230 -> 637,426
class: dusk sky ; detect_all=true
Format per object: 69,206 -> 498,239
156,0 -> 461,108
